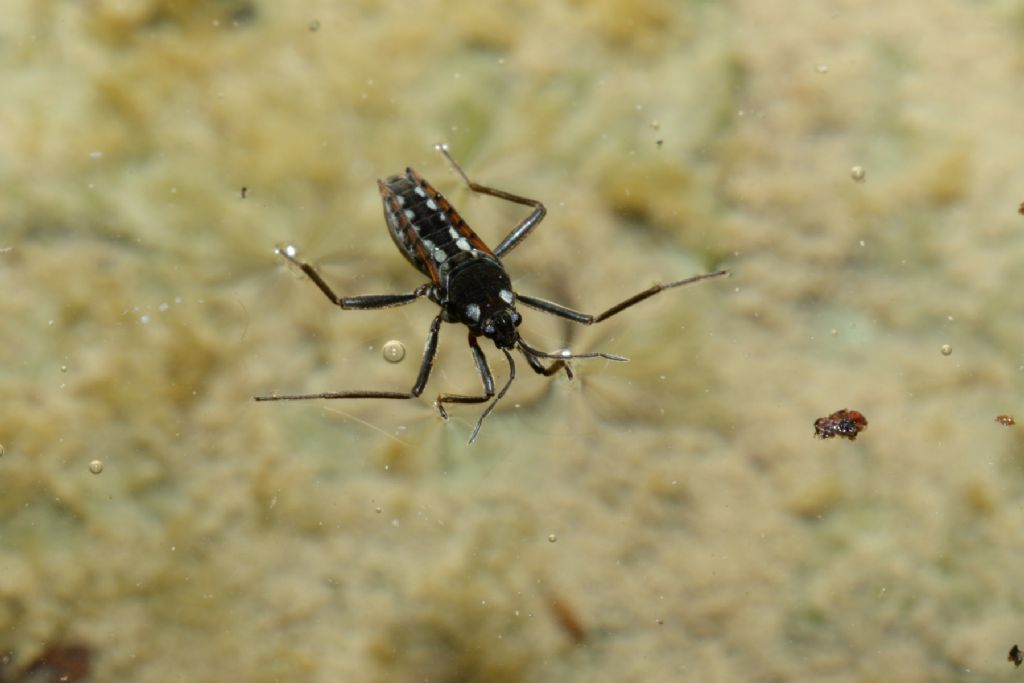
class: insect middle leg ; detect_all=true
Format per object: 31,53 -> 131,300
276,246 -> 432,309
435,333 -> 496,419
516,269 -> 729,325
435,144 -> 546,258
254,315 -> 443,404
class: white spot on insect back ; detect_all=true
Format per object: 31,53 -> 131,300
433,247 -> 447,263
448,227 -> 460,240
426,199 -> 438,211
456,237 -> 471,251
465,303 -> 481,321
499,289 -> 514,304
403,209 -> 416,220
396,195 -> 406,207
414,186 -> 427,198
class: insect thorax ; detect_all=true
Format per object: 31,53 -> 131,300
442,258 -> 517,331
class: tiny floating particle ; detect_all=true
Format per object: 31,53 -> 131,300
995,415 -> 1016,427
814,409 -> 868,441
940,344 -> 952,356
1010,644 -> 1022,667
850,165 -> 866,182
240,186 -> 248,199
309,19 -> 321,31
88,459 -> 104,474
545,592 -> 586,644
547,533 -> 557,543
382,340 -> 406,363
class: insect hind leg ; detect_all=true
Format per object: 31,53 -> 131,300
434,144 -> 546,258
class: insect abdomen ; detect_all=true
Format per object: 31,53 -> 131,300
380,168 -> 494,281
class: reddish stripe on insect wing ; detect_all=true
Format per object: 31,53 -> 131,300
431,192 -> 496,256
405,223 -> 440,283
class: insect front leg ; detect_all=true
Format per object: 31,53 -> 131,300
276,245 -> 432,309
434,144 -> 547,258
521,349 -> 574,379
435,333 -> 496,420
253,315 -> 443,403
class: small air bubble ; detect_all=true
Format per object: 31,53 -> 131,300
89,460 -> 104,474
850,165 -> 866,182
382,340 -> 406,363
309,19 -> 320,31
815,63 -> 829,73
548,534 -> 557,543
940,344 -> 953,356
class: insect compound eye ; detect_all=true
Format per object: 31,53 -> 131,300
512,312 -> 522,326
483,323 -> 495,336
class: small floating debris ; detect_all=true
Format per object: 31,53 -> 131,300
813,409 -> 868,441
545,592 -> 586,645
995,415 -> 1016,427
7,642 -> 93,683
1010,643 -> 1022,667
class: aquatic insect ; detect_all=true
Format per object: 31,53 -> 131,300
995,414 -> 1016,427
255,145 -> 728,442
813,409 -> 868,441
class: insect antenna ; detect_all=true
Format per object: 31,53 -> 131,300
469,349 -> 516,444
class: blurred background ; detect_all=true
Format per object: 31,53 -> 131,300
1,0 -> 1024,680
